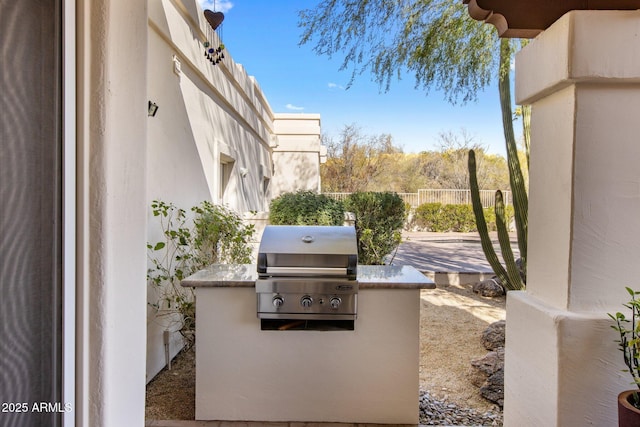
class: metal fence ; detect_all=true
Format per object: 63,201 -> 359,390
323,189 -> 512,208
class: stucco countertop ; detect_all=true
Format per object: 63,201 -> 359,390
182,264 -> 435,289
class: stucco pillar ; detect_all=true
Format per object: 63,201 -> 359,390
271,113 -> 323,198
507,10 -> 640,426
76,0 -> 148,425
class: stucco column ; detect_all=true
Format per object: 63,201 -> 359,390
76,0 -> 148,425
271,113 -> 323,198
507,10 -> 640,426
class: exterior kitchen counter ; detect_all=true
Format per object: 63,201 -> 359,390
182,264 -> 435,289
185,263 -> 433,424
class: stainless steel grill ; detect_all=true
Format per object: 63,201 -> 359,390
256,225 -> 358,327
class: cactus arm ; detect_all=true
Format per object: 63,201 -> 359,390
498,39 -> 528,264
522,104 -> 531,171
469,149 -> 510,287
495,190 -> 525,290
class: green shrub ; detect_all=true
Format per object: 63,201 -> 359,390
444,204 -> 476,232
414,203 -> 442,231
413,202 -> 514,232
147,200 -> 255,346
344,192 -> 405,265
192,201 -> 255,265
483,205 -> 514,231
269,190 -> 344,225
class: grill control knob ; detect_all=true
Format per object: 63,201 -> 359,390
330,297 -> 342,310
272,295 -> 284,308
300,296 -> 313,308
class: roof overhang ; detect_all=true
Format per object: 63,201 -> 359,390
464,0 -> 640,38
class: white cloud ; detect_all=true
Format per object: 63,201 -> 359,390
328,82 -> 345,90
285,104 -> 305,111
200,0 -> 233,13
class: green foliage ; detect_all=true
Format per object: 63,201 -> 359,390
445,205 -> 473,232
344,192 -> 405,265
414,203 -> 445,231
147,200 -> 255,346
481,205 -> 514,232
412,202 -> 513,232
269,190 -> 344,225
416,203 -> 476,233
192,201 -> 254,265
609,287 -> 640,409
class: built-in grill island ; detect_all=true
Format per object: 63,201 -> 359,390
182,225 -> 436,424
256,225 -> 358,330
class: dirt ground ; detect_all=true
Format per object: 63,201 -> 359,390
145,281 -> 506,420
418,282 -> 506,413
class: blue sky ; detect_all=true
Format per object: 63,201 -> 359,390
200,0 -> 517,157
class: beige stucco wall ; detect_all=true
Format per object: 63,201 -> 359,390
76,0 -> 148,425
148,0 -> 274,213
271,113 -> 325,197
507,10 -> 640,426
146,0 -> 273,380
195,287 -> 420,424
145,0 -> 325,381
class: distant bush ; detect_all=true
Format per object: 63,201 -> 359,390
413,203 -> 451,232
344,192 -> 405,265
412,202 -> 514,232
483,204 -> 514,232
269,191 -> 344,226
445,204 -> 477,232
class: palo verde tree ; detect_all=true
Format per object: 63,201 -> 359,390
299,0 -> 530,287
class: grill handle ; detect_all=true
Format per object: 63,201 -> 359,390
347,255 -> 357,278
257,253 -> 267,274
257,253 -> 358,278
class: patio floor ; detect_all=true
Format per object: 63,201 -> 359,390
393,231 -> 518,272
146,420 -> 425,426
391,231 -> 518,286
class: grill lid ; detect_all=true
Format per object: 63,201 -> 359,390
257,225 -> 358,278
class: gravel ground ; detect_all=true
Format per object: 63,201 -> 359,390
419,390 -> 502,426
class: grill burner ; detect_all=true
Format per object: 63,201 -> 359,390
256,226 -> 358,327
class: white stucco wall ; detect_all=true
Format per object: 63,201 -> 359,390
195,287 -> 420,424
148,0 -> 274,213
76,0 -> 148,425
271,113 -> 324,197
146,0 -> 275,381
74,0 -> 327,421
507,10 -> 640,426
145,0 -> 325,381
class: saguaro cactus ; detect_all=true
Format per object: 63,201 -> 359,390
469,151 -> 517,289
469,150 -> 526,291
468,39 -> 528,291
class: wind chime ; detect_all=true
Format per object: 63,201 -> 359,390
203,7 -> 225,66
